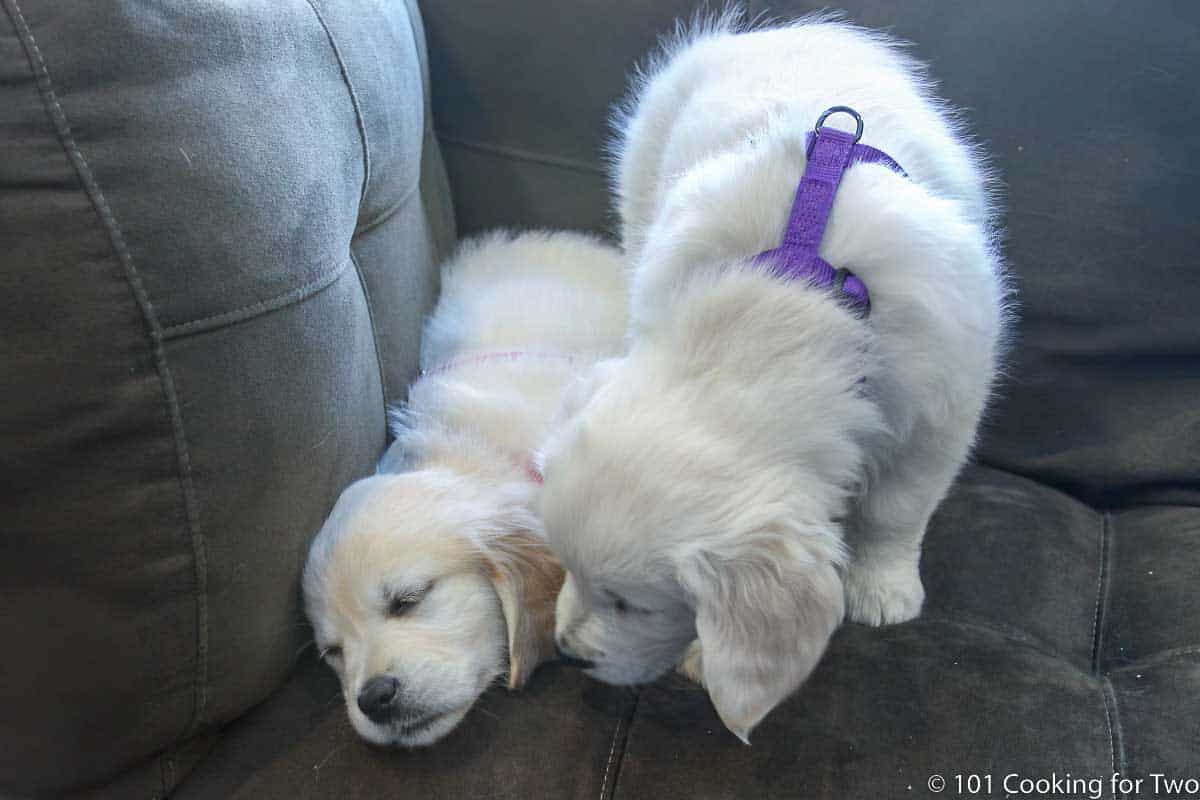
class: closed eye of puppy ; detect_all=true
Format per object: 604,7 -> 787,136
541,14 -> 1008,743
303,230 -> 628,747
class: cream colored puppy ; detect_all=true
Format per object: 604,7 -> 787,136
304,230 -> 628,747
542,16 -> 1008,742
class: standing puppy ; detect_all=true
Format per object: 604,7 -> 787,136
541,17 -> 1008,742
304,231 -> 628,747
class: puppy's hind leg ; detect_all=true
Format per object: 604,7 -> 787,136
843,423 -> 972,626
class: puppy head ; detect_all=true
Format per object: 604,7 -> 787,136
303,470 -> 562,747
541,360 -> 844,742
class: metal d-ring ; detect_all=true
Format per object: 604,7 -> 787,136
815,106 -> 864,142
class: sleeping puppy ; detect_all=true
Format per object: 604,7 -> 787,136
541,16 -> 1008,742
304,230 -> 628,747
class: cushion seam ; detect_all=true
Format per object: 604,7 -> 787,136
305,0 -> 371,207
5,0 -> 210,740
969,460 -> 1114,514
599,712 -> 622,800
349,246 -> 390,410
157,751 -> 168,799
161,750 -> 175,797
974,459 -> 1200,512
1100,677 -> 1127,799
354,181 -> 419,238
401,0 -> 458,259
1109,645 -> 1200,673
599,689 -> 639,800
1091,512 -> 1113,673
919,613 -> 1087,672
437,133 -> 605,176
161,259 -> 350,340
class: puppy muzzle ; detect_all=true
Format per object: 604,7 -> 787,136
554,641 -> 596,670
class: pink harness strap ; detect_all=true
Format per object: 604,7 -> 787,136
420,350 -> 557,485
422,350 -> 577,377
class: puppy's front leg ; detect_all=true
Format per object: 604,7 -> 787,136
843,426 -> 972,626
843,540 -> 925,627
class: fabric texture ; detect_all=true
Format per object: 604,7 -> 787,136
2,0 -> 1197,797
184,1 -> 1198,797
0,0 -> 451,795
173,466 -> 1199,799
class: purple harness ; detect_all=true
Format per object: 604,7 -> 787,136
754,107 -> 907,318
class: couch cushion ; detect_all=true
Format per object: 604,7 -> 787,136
611,467 -> 1200,799
174,465 -> 1199,798
173,659 -> 638,800
424,0 -> 1200,507
618,624 -> 1113,799
0,0 -> 450,794
422,0 -> 694,235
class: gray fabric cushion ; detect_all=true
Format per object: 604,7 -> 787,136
173,660 -> 637,800
6,0 -> 1197,796
164,0 -> 1192,796
423,0 -> 1200,507
175,466 -> 1199,798
174,3 -> 1200,795
616,470 -> 1199,798
0,0 -> 451,795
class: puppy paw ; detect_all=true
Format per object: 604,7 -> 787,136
675,640 -> 705,686
844,557 -> 924,626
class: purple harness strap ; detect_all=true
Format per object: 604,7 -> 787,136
754,108 -> 907,318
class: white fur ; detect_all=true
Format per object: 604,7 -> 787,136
542,15 -> 1009,743
304,230 -> 628,747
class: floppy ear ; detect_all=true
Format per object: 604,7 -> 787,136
483,531 -> 565,689
678,532 -> 844,743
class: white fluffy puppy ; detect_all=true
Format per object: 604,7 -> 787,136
304,230 -> 628,747
542,16 -> 1008,742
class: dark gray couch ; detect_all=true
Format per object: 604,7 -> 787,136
2,1 -> 1197,798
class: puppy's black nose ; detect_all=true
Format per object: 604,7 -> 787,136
555,641 -> 595,670
357,675 -> 400,723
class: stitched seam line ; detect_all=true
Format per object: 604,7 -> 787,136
157,752 -> 168,798
6,0 -> 210,737
1100,682 -> 1117,800
349,247 -> 389,410
919,612 -> 1075,670
599,689 -> 639,800
354,181 -> 419,237
599,717 -> 621,800
1100,677 -> 1126,799
1091,512 -> 1112,674
404,0 -> 436,141
401,0 -> 458,258
161,750 -> 175,796
305,0 -> 370,206
437,133 -> 605,176
1109,645 -> 1200,673
162,260 -> 350,339
1089,512 -> 1103,671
